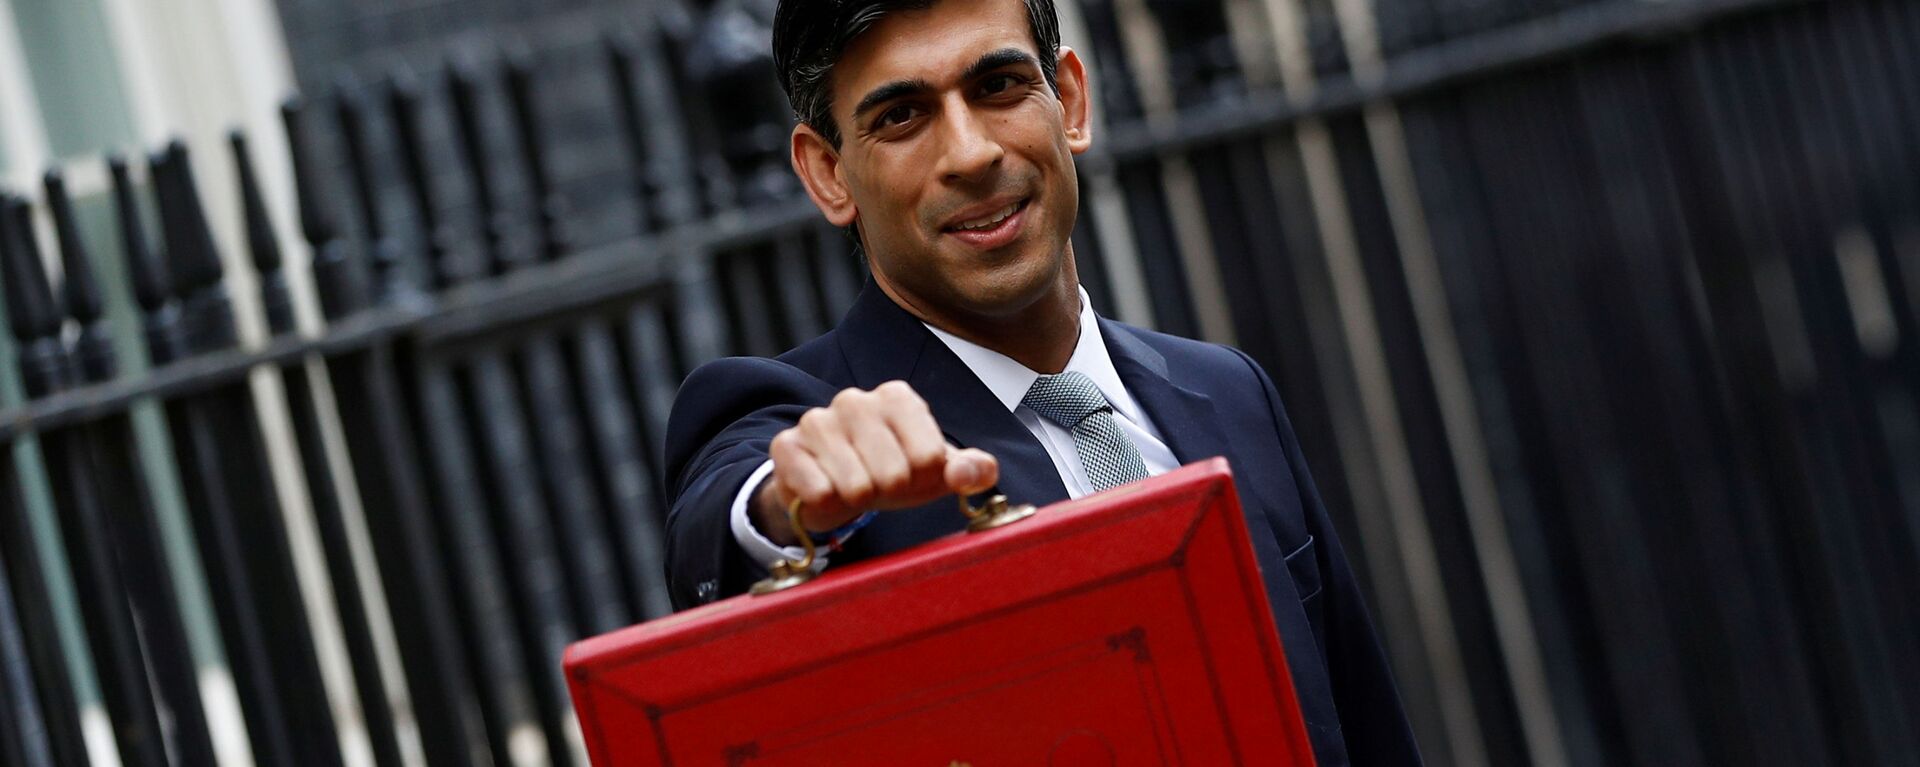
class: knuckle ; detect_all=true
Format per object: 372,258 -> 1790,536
877,380 -> 913,398
907,443 -> 945,469
798,483 -> 834,507
842,479 -> 876,507
770,428 -> 801,453
881,380 -> 926,408
835,392 -> 878,420
798,407 -> 832,432
873,467 -> 909,495
771,459 -> 806,487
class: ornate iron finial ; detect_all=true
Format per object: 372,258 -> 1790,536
385,64 -> 458,291
44,169 -> 118,382
1140,0 -> 1243,106
230,131 -> 283,277
231,130 -> 300,337
504,40 -> 570,262
446,52 -> 520,277
107,155 -> 168,314
151,141 -> 225,299
42,170 -> 101,325
110,154 -> 190,365
152,140 -> 240,355
604,29 -> 659,233
334,73 -> 410,300
1074,0 -> 1147,121
280,97 -> 338,246
677,0 -> 793,206
282,97 -> 370,321
0,194 -> 61,343
1,193 -> 71,397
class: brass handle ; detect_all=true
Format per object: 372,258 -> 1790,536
957,493 -> 1037,532
749,498 -> 818,595
749,493 -> 1038,596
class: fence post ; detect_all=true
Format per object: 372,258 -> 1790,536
1075,0 -> 1202,337
334,77 -> 412,303
368,77 -> 552,767
283,96 -> 490,767
382,69 -> 458,292
3,192 -> 169,767
443,53 -> 586,766
46,168 -> 223,767
507,45 -> 675,620
151,141 -> 346,767
0,505 -> 55,767
0,215 -> 88,767
232,128 -> 409,767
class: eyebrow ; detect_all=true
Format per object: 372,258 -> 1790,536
850,48 -> 1043,122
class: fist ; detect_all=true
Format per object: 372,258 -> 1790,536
757,381 -> 998,544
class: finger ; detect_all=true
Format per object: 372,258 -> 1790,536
873,383 -> 950,503
843,400 -> 912,500
799,408 -> 876,510
882,388 -> 947,477
944,447 -> 999,495
768,430 -> 844,523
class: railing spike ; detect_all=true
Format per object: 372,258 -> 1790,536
0,195 -> 62,343
154,140 -> 226,297
232,130 -> 300,337
504,40 -> 568,261
42,170 -> 104,326
386,63 -> 456,289
108,154 -> 172,314
280,97 -> 340,247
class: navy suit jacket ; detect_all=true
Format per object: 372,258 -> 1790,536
663,282 -> 1421,765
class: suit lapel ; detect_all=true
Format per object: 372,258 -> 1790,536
1101,318 -> 1233,468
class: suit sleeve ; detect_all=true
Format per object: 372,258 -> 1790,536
1237,348 -> 1424,764
661,357 -> 839,610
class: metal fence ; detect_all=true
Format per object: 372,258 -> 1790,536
2,0 -> 1917,765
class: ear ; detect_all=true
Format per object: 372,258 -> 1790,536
1055,46 -> 1093,155
791,123 -> 858,227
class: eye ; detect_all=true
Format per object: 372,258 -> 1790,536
876,104 -> 919,129
980,73 -> 1022,96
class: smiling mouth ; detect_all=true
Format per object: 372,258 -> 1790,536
945,198 -> 1030,232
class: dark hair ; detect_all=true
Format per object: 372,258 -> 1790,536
773,0 -> 1062,147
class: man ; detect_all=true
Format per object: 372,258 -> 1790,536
662,0 -> 1420,762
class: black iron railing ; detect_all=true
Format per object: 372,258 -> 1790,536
2,0 -> 1916,765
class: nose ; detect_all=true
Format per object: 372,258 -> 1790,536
934,101 -> 1004,184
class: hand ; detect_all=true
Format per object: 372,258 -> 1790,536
754,381 -> 999,546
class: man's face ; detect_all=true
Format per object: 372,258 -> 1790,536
790,0 -> 1093,326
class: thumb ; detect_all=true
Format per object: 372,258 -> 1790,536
943,447 -> 999,496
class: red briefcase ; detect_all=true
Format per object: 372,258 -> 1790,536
564,458 -> 1317,765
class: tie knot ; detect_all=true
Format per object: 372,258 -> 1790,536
1021,371 -> 1113,428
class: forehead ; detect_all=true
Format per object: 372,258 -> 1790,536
834,0 -> 1036,97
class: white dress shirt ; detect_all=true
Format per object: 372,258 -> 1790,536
729,287 -> 1180,569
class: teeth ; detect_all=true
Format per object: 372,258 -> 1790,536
954,202 -> 1020,231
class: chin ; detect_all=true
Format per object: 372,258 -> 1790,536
947,257 -> 1063,318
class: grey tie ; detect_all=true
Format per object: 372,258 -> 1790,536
1022,371 -> 1150,492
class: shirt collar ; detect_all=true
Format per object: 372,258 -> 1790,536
922,287 -> 1146,424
